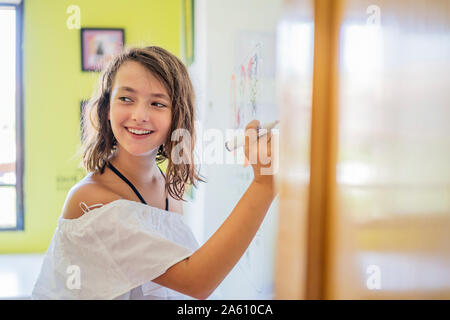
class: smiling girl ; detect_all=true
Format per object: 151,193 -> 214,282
32,46 -> 276,300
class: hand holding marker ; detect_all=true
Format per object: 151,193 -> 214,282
225,120 -> 279,152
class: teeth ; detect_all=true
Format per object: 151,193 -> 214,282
127,128 -> 152,135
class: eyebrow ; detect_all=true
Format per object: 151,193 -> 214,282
118,86 -> 170,101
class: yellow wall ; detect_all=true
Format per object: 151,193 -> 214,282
0,0 -> 182,253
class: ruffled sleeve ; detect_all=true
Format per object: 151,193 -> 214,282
31,200 -> 198,300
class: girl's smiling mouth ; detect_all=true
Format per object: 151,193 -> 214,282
125,126 -> 154,138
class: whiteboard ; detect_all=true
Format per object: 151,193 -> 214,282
189,0 -> 283,299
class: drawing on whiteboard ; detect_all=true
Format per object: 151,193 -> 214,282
224,33 -> 278,298
248,53 -> 258,117
230,43 -> 261,129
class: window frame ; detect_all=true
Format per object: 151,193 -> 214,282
0,0 -> 24,231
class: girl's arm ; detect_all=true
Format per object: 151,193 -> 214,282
153,120 -> 277,299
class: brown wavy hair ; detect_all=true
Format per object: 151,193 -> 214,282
79,46 -> 205,201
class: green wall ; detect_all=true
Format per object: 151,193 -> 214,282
0,0 -> 182,253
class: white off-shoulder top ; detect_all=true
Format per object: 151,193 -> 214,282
31,199 -> 215,300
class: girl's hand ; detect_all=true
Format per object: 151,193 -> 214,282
244,120 -> 276,187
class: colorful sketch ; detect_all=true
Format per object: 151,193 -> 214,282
248,53 -> 258,117
230,43 -> 261,130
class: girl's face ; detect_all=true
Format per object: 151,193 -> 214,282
108,60 -> 172,156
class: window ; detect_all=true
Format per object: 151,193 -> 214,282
0,1 -> 24,230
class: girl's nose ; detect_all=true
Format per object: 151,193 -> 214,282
132,102 -> 150,123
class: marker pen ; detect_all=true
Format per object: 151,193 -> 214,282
225,120 -> 279,152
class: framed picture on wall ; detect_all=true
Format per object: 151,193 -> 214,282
81,28 -> 125,72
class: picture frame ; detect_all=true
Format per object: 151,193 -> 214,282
80,28 -> 125,72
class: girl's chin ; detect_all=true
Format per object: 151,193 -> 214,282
117,144 -> 160,157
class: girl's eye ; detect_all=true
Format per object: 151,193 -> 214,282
118,97 -> 165,108
119,97 -> 132,102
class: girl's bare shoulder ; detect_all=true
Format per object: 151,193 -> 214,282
61,173 -> 122,220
